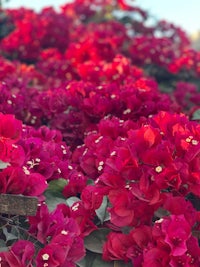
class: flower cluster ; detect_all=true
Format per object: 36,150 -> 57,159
0,204 -> 85,267
0,0 -> 200,266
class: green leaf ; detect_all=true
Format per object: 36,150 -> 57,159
44,178 -> 69,211
84,228 -> 111,254
95,196 -> 110,224
191,109 -> 200,120
0,239 -> 8,252
76,251 -> 114,267
0,160 -> 10,169
2,226 -> 18,242
114,261 -> 132,267
87,179 -> 95,185
91,254 -> 114,267
44,190 -> 67,212
47,178 -> 68,193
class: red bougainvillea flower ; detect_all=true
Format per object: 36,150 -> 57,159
0,113 -> 23,163
163,195 -> 197,227
29,203 -> 81,243
161,215 -> 191,256
70,201 -> 97,236
1,1 -> 200,266
108,189 -> 136,227
32,204 -> 85,267
50,232 -> 85,265
169,236 -> 200,266
127,225 -> 152,266
143,247 -> 170,267
103,232 -> 132,262
81,184 -> 104,211
0,166 -> 27,194
36,236 -> 85,267
0,240 -> 35,267
0,164 -> 47,196
23,172 -> 48,196
62,171 -> 87,198
0,113 -> 22,141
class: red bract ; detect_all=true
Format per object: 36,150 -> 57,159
29,203 -> 80,242
0,113 -> 22,141
23,172 -> 47,196
62,171 -> 87,198
36,236 -> 85,267
1,16 -> 42,62
50,233 -> 85,264
37,244 -> 66,267
81,185 -> 104,210
0,240 -> 35,267
130,36 -> 178,67
161,215 -> 191,256
127,225 -> 152,266
168,236 -> 200,266
70,201 -> 97,236
103,232 -> 133,262
0,166 -> 27,194
143,248 -> 170,267
108,189 -> 135,227
163,195 -> 197,227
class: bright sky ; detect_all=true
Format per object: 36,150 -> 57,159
3,0 -> 200,35
138,0 -> 200,35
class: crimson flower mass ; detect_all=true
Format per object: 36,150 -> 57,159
0,0 -> 200,266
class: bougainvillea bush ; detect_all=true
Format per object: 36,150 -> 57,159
1,0 -> 200,266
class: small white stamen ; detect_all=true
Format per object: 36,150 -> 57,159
61,145 -> 67,154
83,149 -> 88,156
42,254 -> 50,261
138,88 -> 147,92
155,166 -> 163,173
125,184 -> 132,190
98,165 -> 103,171
123,108 -> 131,115
31,119 -> 36,124
23,166 -> 30,175
95,178 -> 100,184
95,136 -> 103,144
111,94 -> 116,99
27,159 -> 40,168
192,140 -> 199,145
61,230 -> 68,235
110,151 -> 116,156
156,218 -> 164,223
72,203 -> 80,211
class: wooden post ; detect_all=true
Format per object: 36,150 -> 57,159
0,194 -> 38,216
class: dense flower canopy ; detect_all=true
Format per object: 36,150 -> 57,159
0,0 -> 200,266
